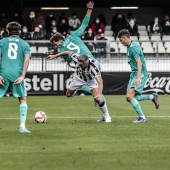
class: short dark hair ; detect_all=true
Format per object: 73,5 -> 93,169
117,29 -> 130,38
50,32 -> 65,43
6,21 -> 21,35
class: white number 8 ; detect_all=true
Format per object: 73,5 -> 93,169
8,43 -> 18,59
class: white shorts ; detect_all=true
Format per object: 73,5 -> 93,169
68,78 -> 98,91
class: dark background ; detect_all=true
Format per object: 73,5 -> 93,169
1,0 -> 170,9
1,0 -> 170,28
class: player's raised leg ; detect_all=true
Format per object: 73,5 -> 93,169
135,93 -> 159,109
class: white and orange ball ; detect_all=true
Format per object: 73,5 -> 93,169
35,111 -> 47,123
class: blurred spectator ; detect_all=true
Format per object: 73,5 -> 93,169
32,26 -> 45,40
91,16 -> 105,35
83,27 -> 95,52
127,16 -> 139,36
24,11 -> 36,33
98,11 -> 107,26
0,25 -> 8,39
19,25 -> 32,40
161,15 -> 170,35
111,10 -> 126,25
0,12 -> 9,29
10,11 -> 24,25
57,18 -> 70,34
126,11 -> 136,22
149,17 -> 162,36
45,13 -> 56,33
111,12 -> 128,39
34,11 -> 46,36
58,13 -> 68,24
68,13 -> 81,31
61,31 -> 70,38
84,27 -> 95,40
46,25 -> 57,40
95,32 -> 107,57
94,28 -> 103,41
81,29 -> 88,40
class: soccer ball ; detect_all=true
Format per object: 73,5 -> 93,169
35,111 -> 47,123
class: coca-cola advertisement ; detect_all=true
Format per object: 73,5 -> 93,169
102,72 -> 170,95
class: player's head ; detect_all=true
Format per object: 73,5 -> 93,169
50,32 -> 65,48
77,54 -> 89,69
117,29 -> 131,46
6,21 -> 21,35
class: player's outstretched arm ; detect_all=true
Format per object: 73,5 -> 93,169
47,51 -> 74,60
86,1 -> 94,18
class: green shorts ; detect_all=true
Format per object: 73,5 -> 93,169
127,72 -> 148,94
0,81 -> 27,98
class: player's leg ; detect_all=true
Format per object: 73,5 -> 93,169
91,87 -> 111,122
81,85 -> 107,106
66,78 -> 84,98
127,74 -> 147,123
0,81 -> 9,98
13,81 -> 30,133
127,88 -> 147,123
135,93 -> 159,109
89,79 -> 111,122
135,73 -> 159,109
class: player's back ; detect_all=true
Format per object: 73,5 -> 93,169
0,36 -> 30,81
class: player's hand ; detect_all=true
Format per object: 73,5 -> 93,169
0,76 -> 5,86
135,78 -> 141,86
13,76 -> 24,85
87,1 -> 94,9
46,55 -> 55,60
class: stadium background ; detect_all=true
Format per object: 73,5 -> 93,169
1,0 -> 170,95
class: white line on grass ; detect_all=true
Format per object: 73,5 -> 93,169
0,116 -> 170,120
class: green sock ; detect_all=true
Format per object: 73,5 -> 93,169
20,103 -> 28,128
81,85 -> 107,106
135,94 -> 150,101
82,85 -> 92,94
130,98 -> 145,117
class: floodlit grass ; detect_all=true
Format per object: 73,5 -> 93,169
0,95 -> 170,170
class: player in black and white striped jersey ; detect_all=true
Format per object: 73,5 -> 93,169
47,51 -> 111,122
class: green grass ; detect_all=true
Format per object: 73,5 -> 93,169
0,95 -> 170,170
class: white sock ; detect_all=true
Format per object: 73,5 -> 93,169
99,103 -> 109,116
150,94 -> 154,100
20,123 -> 25,129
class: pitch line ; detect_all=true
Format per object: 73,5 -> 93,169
0,116 -> 170,120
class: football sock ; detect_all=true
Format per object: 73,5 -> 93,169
130,98 -> 145,118
99,102 -> 109,116
20,103 -> 28,129
135,94 -> 151,101
81,85 -> 107,106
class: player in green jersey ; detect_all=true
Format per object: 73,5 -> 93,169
47,1 -> 108,122
0,21 -> 31,133
117,29 -> 159,123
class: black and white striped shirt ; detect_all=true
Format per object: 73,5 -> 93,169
70,53 -> 101,81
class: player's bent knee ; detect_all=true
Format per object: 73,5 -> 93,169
126,95 -> 131,102
66,91 -> 73,98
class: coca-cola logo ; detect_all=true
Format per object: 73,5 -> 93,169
143,72 -> 170,93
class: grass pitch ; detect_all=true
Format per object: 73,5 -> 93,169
0,95 -> 170,170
